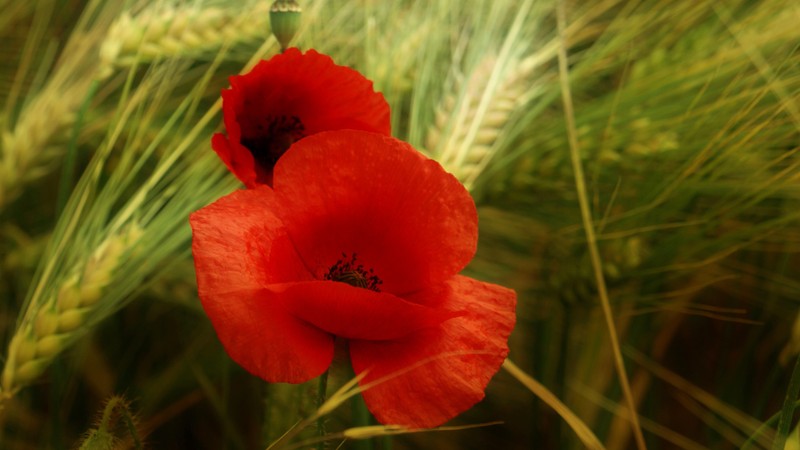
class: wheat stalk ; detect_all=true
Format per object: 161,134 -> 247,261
99,1 -> 271,78
1,223 -> 142,395
423,0 -> 616,190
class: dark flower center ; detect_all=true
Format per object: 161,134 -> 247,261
241,115 -> 305,169
324,253 -> 383,292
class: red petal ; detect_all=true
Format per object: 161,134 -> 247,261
216,48 -> 390,187
272,130 -> 478,295
190,188 -> 328,382
278,49 -> 391,136
203,288 -> 333,383
349,275 -> 516,428
277,281 -> 457,340
211,133 -> 258,187
230,48 -> 390,137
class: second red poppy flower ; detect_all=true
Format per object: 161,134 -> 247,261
212,48 -> 391,187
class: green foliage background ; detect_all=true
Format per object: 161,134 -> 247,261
0,0 -> 798,449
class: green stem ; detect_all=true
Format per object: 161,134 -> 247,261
352,394 -> 373,450
91,396 -> 143,450
316,371 -> 329,450
56,79 -> 99,216
742,399 -> 800,450
121,408 -> 143,450
263,383 -> 273,446
771,353 -> 800,450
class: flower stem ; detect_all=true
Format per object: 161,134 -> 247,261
772,352 -> 800,450
315,370 -> 329,450
351,394 -> 374,450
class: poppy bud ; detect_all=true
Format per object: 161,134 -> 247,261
270,0 -> 302,52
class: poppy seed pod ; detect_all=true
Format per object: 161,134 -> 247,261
270,0 -> 302,51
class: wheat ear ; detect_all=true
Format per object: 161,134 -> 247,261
0,80 -> 91,209
99,2 -> 272,78
0,13 -> 105,210
1,224 -> 142,395
426,54 -> 539,187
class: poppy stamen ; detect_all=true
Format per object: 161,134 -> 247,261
325,252 -> 383,292
241,115 -> 305,169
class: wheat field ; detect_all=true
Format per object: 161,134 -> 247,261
1,0 -> 799,449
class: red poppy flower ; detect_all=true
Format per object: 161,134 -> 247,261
190,130 -> 516,428
211,48 -> 391,187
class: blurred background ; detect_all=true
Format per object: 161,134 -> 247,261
0,0 -> 799,448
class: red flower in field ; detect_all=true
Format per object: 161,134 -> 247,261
190,130 -> 516,428
212,48 -> 391,187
